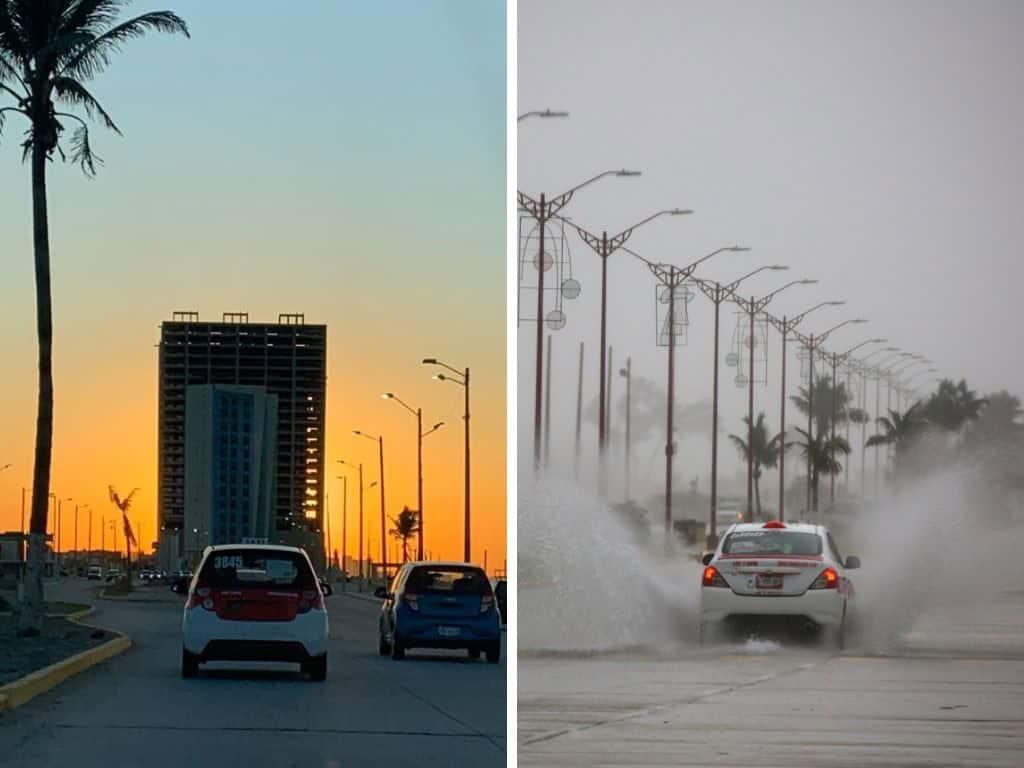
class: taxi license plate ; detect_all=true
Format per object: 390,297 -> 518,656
437,626 -> 461,637
755,574 -> 783,589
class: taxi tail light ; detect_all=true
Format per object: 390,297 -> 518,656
480,593 -> 494,613
189,584 -> 214,610
809,567 -> 839,589
702,565 -> 728,588
403,592 -> 419,611
297,589 -> 323,613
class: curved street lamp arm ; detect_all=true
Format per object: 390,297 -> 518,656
422,358 -> 466,381
382,392 -> 417,416
561,209 -> 692,256
519,169 -> 641,221
517,109 -> 570,122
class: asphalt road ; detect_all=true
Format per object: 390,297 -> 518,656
519,594 -> 1024,767
0,579 -> 506,767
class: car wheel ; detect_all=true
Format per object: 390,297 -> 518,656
181,648 -> 199,679
485,641 -> 500,664
391,635 -> 405,660
378,630 -> 391,656
303,654 -> 327,681
468,648 -> 481,660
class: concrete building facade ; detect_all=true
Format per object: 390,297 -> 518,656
157,313 -> 327,571
183,384 -> 278,563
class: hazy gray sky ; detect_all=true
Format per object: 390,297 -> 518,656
518,0 -> 1024,496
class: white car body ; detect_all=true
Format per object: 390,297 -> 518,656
700,521 -> 857,641
181,544 -> 329,676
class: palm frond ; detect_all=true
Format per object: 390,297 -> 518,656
58,11 -> 189,80
68,123 -> 102,175
51,76 -> 119,132
865,434 -> 891,448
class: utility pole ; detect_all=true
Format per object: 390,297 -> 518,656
574,342 -> 584,479
544,334 -> 552,467
620,357 -> 632,501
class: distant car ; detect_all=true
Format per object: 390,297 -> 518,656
86,565 -> 103,581
699,520 -> 860,648
169,571 -> 192,594
105,569 -> 123,583
377,562 -> 501,663
491,579 -> 506,626
181,545 -> 329,680
139,570 -> 154,582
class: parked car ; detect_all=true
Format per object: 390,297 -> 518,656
699,520 -> 860,648
377,562 -> 501,663
181,545 -> 329,680
105,569 -> 123,583
86,565 -> 103,581
169,571 -> 193,594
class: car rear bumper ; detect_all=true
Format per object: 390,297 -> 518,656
395,613 -> 501,648
182,607 -> 328,658
700,588 -> 845,626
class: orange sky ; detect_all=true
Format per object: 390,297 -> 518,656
0,2 -> 506,570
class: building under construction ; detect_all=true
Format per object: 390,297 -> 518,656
157,312 -> 327,570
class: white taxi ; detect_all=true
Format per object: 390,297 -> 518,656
699,520 -> 859,648
181,544 -> 329,680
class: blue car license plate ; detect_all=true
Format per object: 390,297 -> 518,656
437,626 -> 461,637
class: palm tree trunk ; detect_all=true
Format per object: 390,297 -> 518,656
18,142 -> 55,637
754,468 -> 762,520
812,468 -> 820,513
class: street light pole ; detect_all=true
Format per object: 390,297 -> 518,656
353,431 -> 387,569
338,460 -> 365,588
424,358 -> 472,562
519,170 -> 642,469
619,357 -> 632,501
794,318 -> 867,519
623,245 -> 738,535
563,209 -> 692,459
382,392 -> 443,561
828,338 -> 886,502
763,300 -> 846,522
727,280 -> 818,520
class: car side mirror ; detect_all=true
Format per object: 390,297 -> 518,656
320,581 -> 333,596
844,555 -> 861,570
701,552 -> 714,566
374,586 -> 387,599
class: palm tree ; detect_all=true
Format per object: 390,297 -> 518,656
1,1 -> 188,636
389,507 -> 420,564
790,379 -> 851,438
728,412 -> 785,520
923,379 -> 987,433
865,402 -> 926,452
108,485 -> 138,586
793,427 -> 850,513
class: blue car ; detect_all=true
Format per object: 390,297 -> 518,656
376,562 -> 501,663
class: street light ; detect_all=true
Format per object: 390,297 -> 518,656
517,108 -> 569,122
761,299 -> 846,523
382,391 -> 445,560
728,279 -> 818,519
352,430 -> 387,570
519,169 -> 642,469
621,245 -> 745,533
338,460 -> 367,586
795,318 -> 867,517
424,357 -> 472,562
827,338 -> 886,504
560,208 -> 693,460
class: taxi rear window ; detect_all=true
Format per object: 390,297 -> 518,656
721,530 -> 822,556
199,549 -> 316,589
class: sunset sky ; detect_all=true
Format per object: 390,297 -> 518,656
0,1 -> 507,568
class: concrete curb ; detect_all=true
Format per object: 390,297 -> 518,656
0,610 -> 131,714
97,588 -> 179,604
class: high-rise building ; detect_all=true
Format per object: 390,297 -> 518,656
183,384 -> 278,562
158,313 -> 326,570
